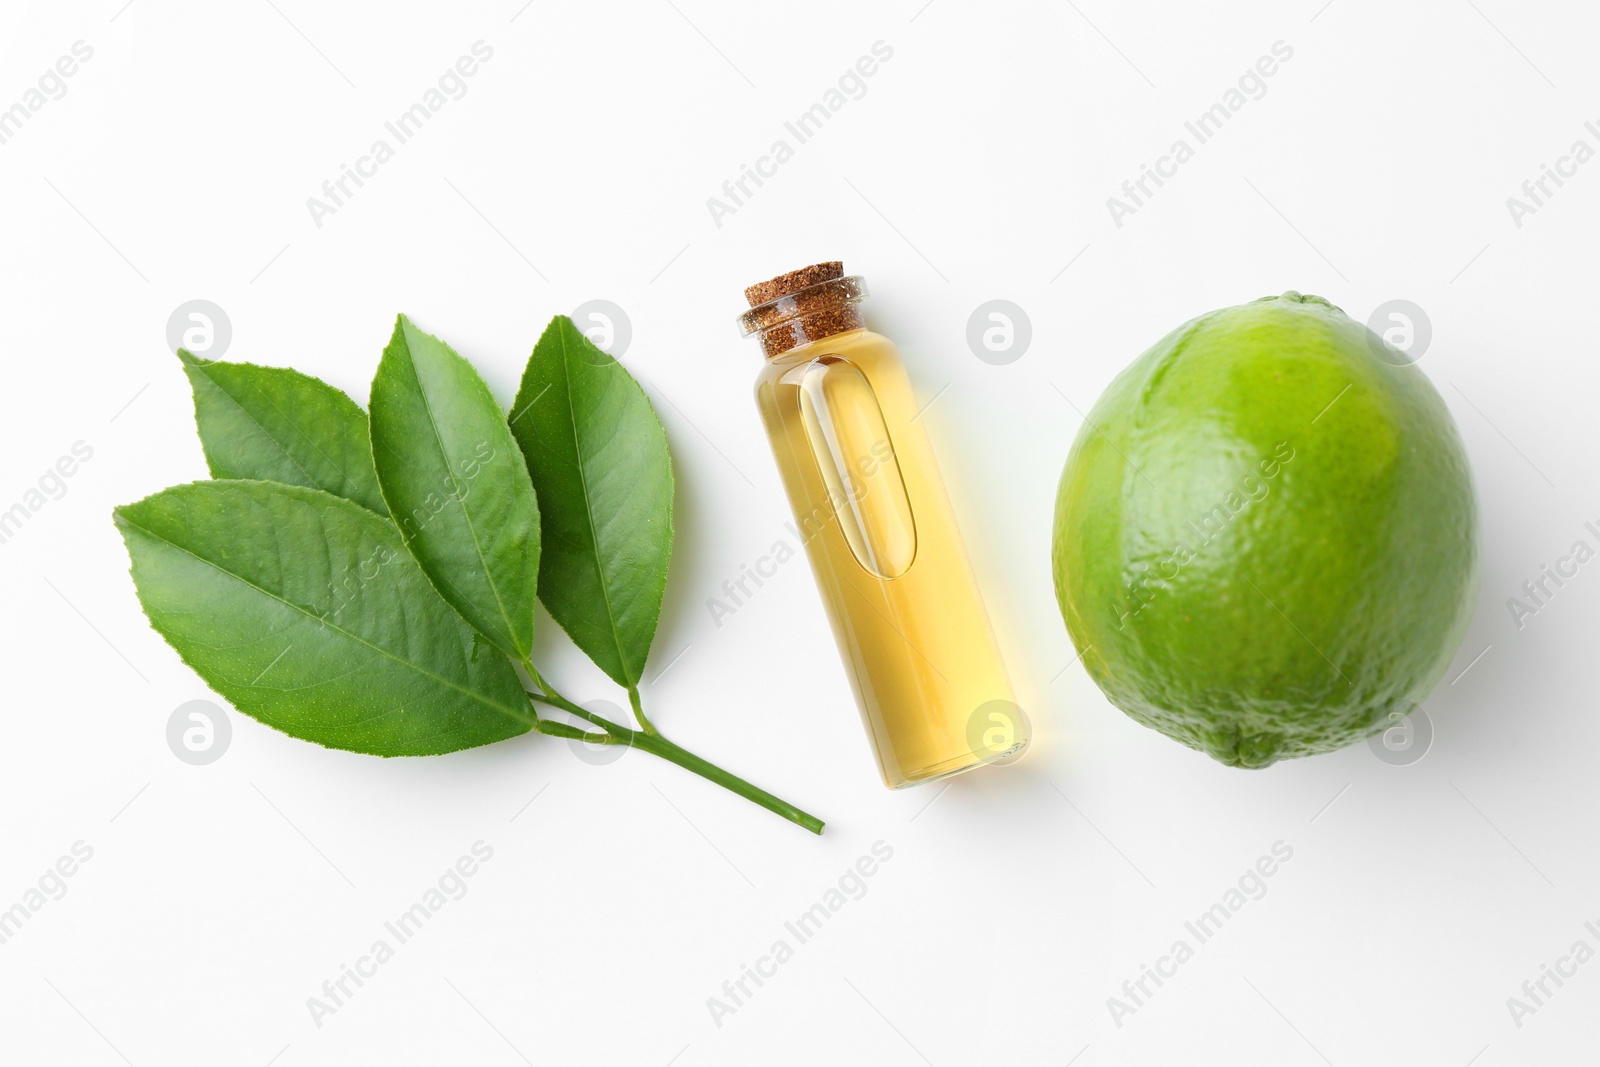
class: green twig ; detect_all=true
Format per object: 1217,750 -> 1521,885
523,687 -> 823,835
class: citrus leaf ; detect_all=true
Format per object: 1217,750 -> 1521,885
114,480 -> 533,756
179,351 -> 387,515
509,315 -> 673,688
369,315 -> 542,662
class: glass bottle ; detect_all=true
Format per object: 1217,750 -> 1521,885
739,262 -> 1029,788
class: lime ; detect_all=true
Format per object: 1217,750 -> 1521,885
1052,293 -> 1478,767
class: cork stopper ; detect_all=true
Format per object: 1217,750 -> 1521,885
743,261 -> 844,307
739,261 -> 867,358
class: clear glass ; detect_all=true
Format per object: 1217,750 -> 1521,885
750,311 -> 1028,788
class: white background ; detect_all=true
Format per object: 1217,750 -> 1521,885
1,0 -> 1596,1063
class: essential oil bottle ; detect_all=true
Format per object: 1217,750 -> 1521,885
739,262 -> 1028,788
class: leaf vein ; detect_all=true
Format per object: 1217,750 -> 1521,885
118,510 -> 532,728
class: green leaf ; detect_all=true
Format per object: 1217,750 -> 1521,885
510,315 -> 674,688
369,315 -> 542,662
179,351 -> 388,515
114,480 -> 533,756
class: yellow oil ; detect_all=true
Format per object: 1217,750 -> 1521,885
755,326 -> 1026,787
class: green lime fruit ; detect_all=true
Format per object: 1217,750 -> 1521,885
1052,292 -> 1478,768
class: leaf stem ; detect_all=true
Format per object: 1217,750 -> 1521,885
627,686 -> 659,736
524,688 -> 823,835
525,663 -> 560,702
525,677 -> 629,737
532,719 -> 614,745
